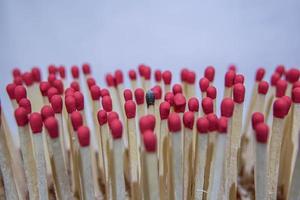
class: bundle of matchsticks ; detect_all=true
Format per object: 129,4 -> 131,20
0,64 -> 299,200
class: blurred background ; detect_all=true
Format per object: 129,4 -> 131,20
1,0 -> 300,137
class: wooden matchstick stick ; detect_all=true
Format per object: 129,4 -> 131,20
44,117 -> 73,200
134,88 -> 146,147
22,72 -> 42,112
129,69 -> 138,90
162,70 -> 172,95
29,113 -> 49,200
181,69 -> 189,96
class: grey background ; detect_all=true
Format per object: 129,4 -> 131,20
1,0 -> 300,138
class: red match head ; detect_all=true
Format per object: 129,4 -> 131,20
108,112 -> 119,127
65,87 -> 75,97
105,74 -> 116,87
12,68 -> 21,78
251,112 -> 264,130
224,70 -> 236,87
39,81 -> 50,97
293,81 -> 300,90
183,111 -> 195,129
139,115 -> 156,133
6,83 -> 16,99
115,70 -> 124,85
181,68 -> 189,82
128,70 -> 137,80
233,83 -> 245,103
101,88 -> 110,97
204,66 -> 215,82
202,97 -> 214,114
172,84 -> 183,95
110,119 -> 123,139
282,96 -> 292,114
22,72 -> 34,86
271,72 -> 280,86
53,79 -> 64,95
143,66 -> 151,80
255,123 -> 269,143
123,89 -> 133,101
87,78 -> 96,89
77,126 -> 90,147
276,79 -> 287,97
258,81 -> 269,95
255,68 -> 265,81
186,71 -> 196,84
151,85 -> 162,99
90,85 -> 101,101
48,74 -> 56,85
167,113 -> 181,132
14,76 -> 23,85
234,74 -> 244,84
65,96 -> 76,114
155,70 -> 162,82
206,86 -> 217,100
47,87 -> 59,102
174,93 -> 186,113
74,91 -> 84,111
44,117 -> 59,139
197,117 -> 209,134
97,110 -> 107,126
207,113 -> 218,132
29,112 -> 43,134
70,81 -> 80,91
292,87 -> 300,103
275,65 -> 285,76
228,64 -> 237,72
273,98 -> 288,118
164,92 -> 174,106
218,117 -> 228,134
143,130 -> 157,152
48,65 -> 57,74
221,98 -> 234,117
58,66 -> 66,79
199,77 -> 210,92
71,111 -> 83,131
188,97 -> 199,112
125,100 -> 136,119
41,105 -> 55,121
82,63 -> 91,75
19,98 -> 31,114
286,68 -> 300,83
102,96 -> 113,112
14,107 -> 29,127
71,65 -> 80,79
138,64 -> 146,76
162,70 -> 172,85
31,67 -> 41,82
14,85 -> 27,103
50,95 -> 63,113
159,101 -> 171,120
134,88 -> 145,105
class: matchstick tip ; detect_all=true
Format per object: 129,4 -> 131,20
258,81 -> 269,95
44,117 -> 59,138
77,126 -> 90,147
196,117 -> 209,134
39,81 -> 50,97
90,85 -> 101,100
206,86 -> 217,99
115,69 -> 124,84
14,76 -> 23,85
273,98 -> 288,118
58,65 -> 66,79
22,72 -> 34,86
234,74 -> 244,84
102,95 -> 113,112
53,79 -> 64,95
108,111 -> 119,128
47,87 -> 59,102
14,107 -> 29,127
183,111 -> 195,129
202,97 -> 213,115
146,90 -> 155,106
14,85 -> 27,103
74,91 -> 84,111
167,113 -> 181,132
292,87 -> 300,103
204,65 -> 215,82
162,70 -> 172,85
164,92 -> 174,106
41,105 -> 55,121
155,69 -> 162,82
124,89 -> 133,101
188,97 -> 199,112
181,68 -> 189,82
134,88 -> 145,105
199,77 -> 210,92
71,65 -> 80,79
128,69 -> 137,80
292,81 -> 300,90
275,79 -> 287,98
151,85 -> 162,99
71,111 -> 83,131
31,67 -> 41,82
207,113 -> 218,132
12,68 -> 21,78
70,81 -> 80,91
186,70 -> 196,84
29,112 -> 43,134
218,116 -> 228,133
97,110 -> 107,126
224,70 -> 236,87
105,74 -> 116,87
255,67 -> 265,82
271,72 -> 280,86
221,98 -> 234,117
143,66 -> 151,80
65,87 -> 75,97
125,100 -> 136,119
138,64 -> 146,76
172,84 -> 183,95
48,74 -> 56,85
50,95 -> 63,113
6,83 -> 16,99
228,64 -> 237,72
19,98 -> 31,114
110,119 -> 123,139
159,101 -> 171,120
286,68 -> 300,83
48,64 -> 57,74
101,88 -> 110,97
65,95 -> 76,114
143,130 -> 157,152
255,123 -> 269,143
82,63 -> 91,75
275,65 -> 285,76
251,112 -> 264,130
139,114 -> 156,133
87,77 -> 96,89
233,83 -> 245,103
282,95 -> 292,113
174,93 -> 186,113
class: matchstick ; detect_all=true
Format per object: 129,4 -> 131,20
162,70 -> 172,94
143,66 -> 151,91
82,63 -> 92,79
154,69 -> 162,88
173,93 -> 186,113
70,81 -> 80,92
142,130 -> 159,200
202,97 -> 214,116
172,84 -> 183,95
181,69 -> 188,96
186,70 -> 196,99
12,67 -> 22,78
164,92 -> 174,112
151,85 -> 162,136
124,89 -> 133,102
204,66 -> 215,84
146,90 -> 155,115
223,70 -> 236,98
168,113 -> 183,199
77,126 -> 96,200
206,86 -> 217,113
106,74 -> 124,119
14,85 -> 27,104
39,81 -> 51,103
29,112 -> 49,200
44,117 -> 73,200
199,77 -> 210,99
254,122 -> 269,200
129,69 -> 138,90
19,98 -> 32,114
234,74 -> 244,84
15,107 -> 39,199
48,64 -> 57,75
134,88 -> 145,147
71,65 -> 80,82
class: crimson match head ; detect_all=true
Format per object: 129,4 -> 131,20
293,81 -> 300,90
281,96 -> 292,114
275,79 -> 287,98
50,95 -> 63,114
48,65 -> 57,74
174,93 -> 186,113
125,100 -> 136,119
286,68 -> 300,83
134,88 -> 145,105
108,111 -> 119,129
39,81 -> 50,97
228,64 -> 237,72
155,70 -> 162,82
77,126 -> 90,147
65,87 -> 75,97
273,98 -> 288,118
71,111 -> 83,131
202,97 -> 214,115
162,70 -> 172,85
12,68 -> 21,78
204,66 -> 215,82
128,69 -> 137,80
70,81 -> 80,91
87,78 -> 96,89
44,117 -> 59,138
224,70 -> 236,87
186,71 -> 196,84
172,84 -> 183,95
199,77 -> 210,92
105,74 -> 116,87
271,72 -> 280,86
167,113 -> 181,132
65,96 -> 76,114
159,101 -> 171,120
255,123 -> 269,143
143,130 -> 157,152
196,117 -> 209,134
138,64 -> 146,76
164,92 -> 174,106
188,97 -> 199,112
14,107 -> 29,127
90,85 -> 101,101
41,105 -> 55,121
22,72 -> 34,86
251,112 -> 264,130
183,111 -> 195,130
53,79 -> 64,95
58,66 -> 66,79
47,87 -> 59,102
14,85 -> 27,103
115,70 -> 124,85
74,91 -> 84,111
6,83 -> 16,100
221,98 -> 234,117
233,83 -> 245,103
18,98 -> 31,114
255,68 -> 265,82
151,85 -> 162,100
143,66 -> 151,80
139,115 -> 156,133
31,67 -> 41,82
48,74 -> 56,85
110,119 -> 123,139
206,113 -> 218,132
258,81 -> 269,95
29,112 -> 43,134
14,76 -> 23,85
181,68 -> 189,82
101,88 -> 110,97
124,89 -> 133,101
97,110 -> 107,126
206,86 -> 217,100
275,65 -> 285,76
102,95 -> 113,112
71,65 -> 80,79
218,117 -> 228,134
292,87 -> 300,103
82,63 -> 91,75
234,74 -> 244,84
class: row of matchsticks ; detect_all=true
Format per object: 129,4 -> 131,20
0,64 -> 299,200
